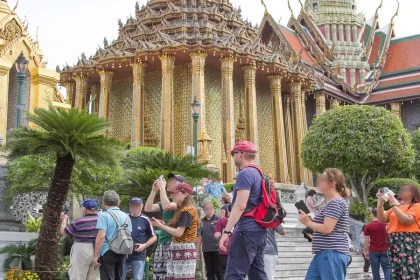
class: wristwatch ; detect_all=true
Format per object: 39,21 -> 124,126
223,230 -> 232,235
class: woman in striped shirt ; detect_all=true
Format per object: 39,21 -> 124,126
299,168 -> 351,280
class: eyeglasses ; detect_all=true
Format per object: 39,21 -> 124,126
230,151 -> 242,157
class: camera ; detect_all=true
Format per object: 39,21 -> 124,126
380,188 -> 395,202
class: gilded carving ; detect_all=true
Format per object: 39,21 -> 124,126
74,75 -> 89,112
1,20 -> 21,41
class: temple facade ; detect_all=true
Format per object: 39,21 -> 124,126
59,0 -> 420,185
0,0 -> 68,145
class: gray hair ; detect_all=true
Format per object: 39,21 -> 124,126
102,190 -> 120,207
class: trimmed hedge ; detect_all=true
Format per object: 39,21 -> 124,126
224,182 -> 235,192
369,178 -> 420,198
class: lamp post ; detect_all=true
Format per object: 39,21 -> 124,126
191,96 -> 200,160
15,52 -> 29,128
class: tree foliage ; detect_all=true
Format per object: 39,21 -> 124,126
5,153 -> 122,201
301,105 -> 413,205
116,147 -> 217,199
412,130 -> 420,181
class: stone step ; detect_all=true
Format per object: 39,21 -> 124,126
277,255 -> 365,264
275,266 -> 371,277
275,273 -> 382,280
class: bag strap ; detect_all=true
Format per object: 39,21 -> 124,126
107,211 -> 123,229
244,164 -> 263,176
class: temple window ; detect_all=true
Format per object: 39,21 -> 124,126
313,2 -> 318,12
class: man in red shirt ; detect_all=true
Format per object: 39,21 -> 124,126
364,208 -> 391,280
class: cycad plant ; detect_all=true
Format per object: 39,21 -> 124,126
0,239 -> 37,271
7,107 -> 123,280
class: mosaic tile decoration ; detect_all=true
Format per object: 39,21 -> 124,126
173,64 -> 191,155
205,66 -> 222,171
256,83 -> 276,178
109,77 -> 133,142
145,70 -> 162,148
10,192 -> 47,221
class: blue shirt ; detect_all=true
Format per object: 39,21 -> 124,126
205,182 -> 226,201
232,167 -> 265,232
96,207 -> 132,256
128,214 -> 155,261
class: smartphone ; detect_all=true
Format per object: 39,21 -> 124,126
295,200 -> 310,214
158,175 -> 164,181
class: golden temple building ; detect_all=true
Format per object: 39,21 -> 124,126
59,0 -> 420,185
0,0 -> 68,145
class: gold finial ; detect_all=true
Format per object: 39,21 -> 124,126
391,0 -> 399,26
288,0 -> 294,18
261,0 -> 268,15
375,0 -> 383,18
297,0 -> 304,10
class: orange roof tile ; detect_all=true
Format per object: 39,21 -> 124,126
368,32 -> 386,65
376,74 -> 420,89
366,86 -> 420,103
278,25 -> 314,65
382,35 -> 420,75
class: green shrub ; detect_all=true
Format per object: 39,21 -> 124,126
369,178 -> 420,198
24,212 -> 42,233
211,197 -> 221,210
349,199 -> 370,218
224,182 -> 235,192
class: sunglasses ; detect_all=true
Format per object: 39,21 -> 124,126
230,151 -> 242,157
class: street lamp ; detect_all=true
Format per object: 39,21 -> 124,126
15,52 -> 28,128
191,96 -> 200,160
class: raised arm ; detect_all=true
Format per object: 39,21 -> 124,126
145,181 -> 162,212
158,180 -> 177,211
376,192 -> 390,223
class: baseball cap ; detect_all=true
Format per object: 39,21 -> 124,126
130,197 -> 144,204
168,183 -> 193,195
167,173 -> 187,183
82,199 -> 98,210
227,140 -> 257,154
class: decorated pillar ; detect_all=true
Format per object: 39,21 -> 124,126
290,80 -> 306,184
98,70 -> 114,119
345,25 -> 352,44
62,81 -> 75,107
243,64 -> 259,162
220,57 -> 235,182
132,62 -> 147,148
159,55 -> 176,152
315,93 -> 326,116
0,65 -> 9,144
284,96 -> 296,184
338,24 -> 344,43
390,103 -> 401,119
352,25 -> 358,45
331,24 -> 337,43
325,24 -> 331,43
330,98 -> 340,109
268,75 -> 288,182
190,52 -> 207,135
74,75 -> 89,111
350,68 -> 356,86
360,69 -> 366,85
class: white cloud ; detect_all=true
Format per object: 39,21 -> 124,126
12,0 -> 420,71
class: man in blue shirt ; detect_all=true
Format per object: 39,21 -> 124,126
219,141 -> 268,280
122,198 -> 156,280
93,190 -> 132,280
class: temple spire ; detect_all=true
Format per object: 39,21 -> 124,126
260,0 -> 268,15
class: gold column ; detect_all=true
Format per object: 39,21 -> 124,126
0,65 -> 9,144
190,52 -> 207,135
74,75 -> 88,111
330,98 -> 340,109
243,64 -> 259,161
62,81 -> 75,107
301,86 -> 313,185
90,83 -> 100,113
220,57 -> 235,182
290,80 -> 306,184
98,70 -> 114,119
159,55 -> 176,152
268,75 -> 288,183
315,93 -> 326,116
132,62 -> 147,148
390,103 -> 401,119
285,96 -> 296,184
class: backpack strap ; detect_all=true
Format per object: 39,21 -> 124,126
244,164 -> 264,176
105,211 -> 129,242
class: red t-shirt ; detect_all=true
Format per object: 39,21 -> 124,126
214,216 -> 232,255
364,221 -> 388,252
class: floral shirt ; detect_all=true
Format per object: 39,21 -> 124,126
205,182 -> 226,201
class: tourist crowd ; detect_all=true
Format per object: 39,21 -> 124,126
58,140 -> 420,280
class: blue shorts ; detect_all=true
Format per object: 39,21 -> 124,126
305,250 -> 350,280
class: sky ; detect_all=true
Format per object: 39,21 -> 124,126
10,0 -> 420,71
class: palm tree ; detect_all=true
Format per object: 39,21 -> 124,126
0,239 -> 37,271
7,107 -> 123,280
